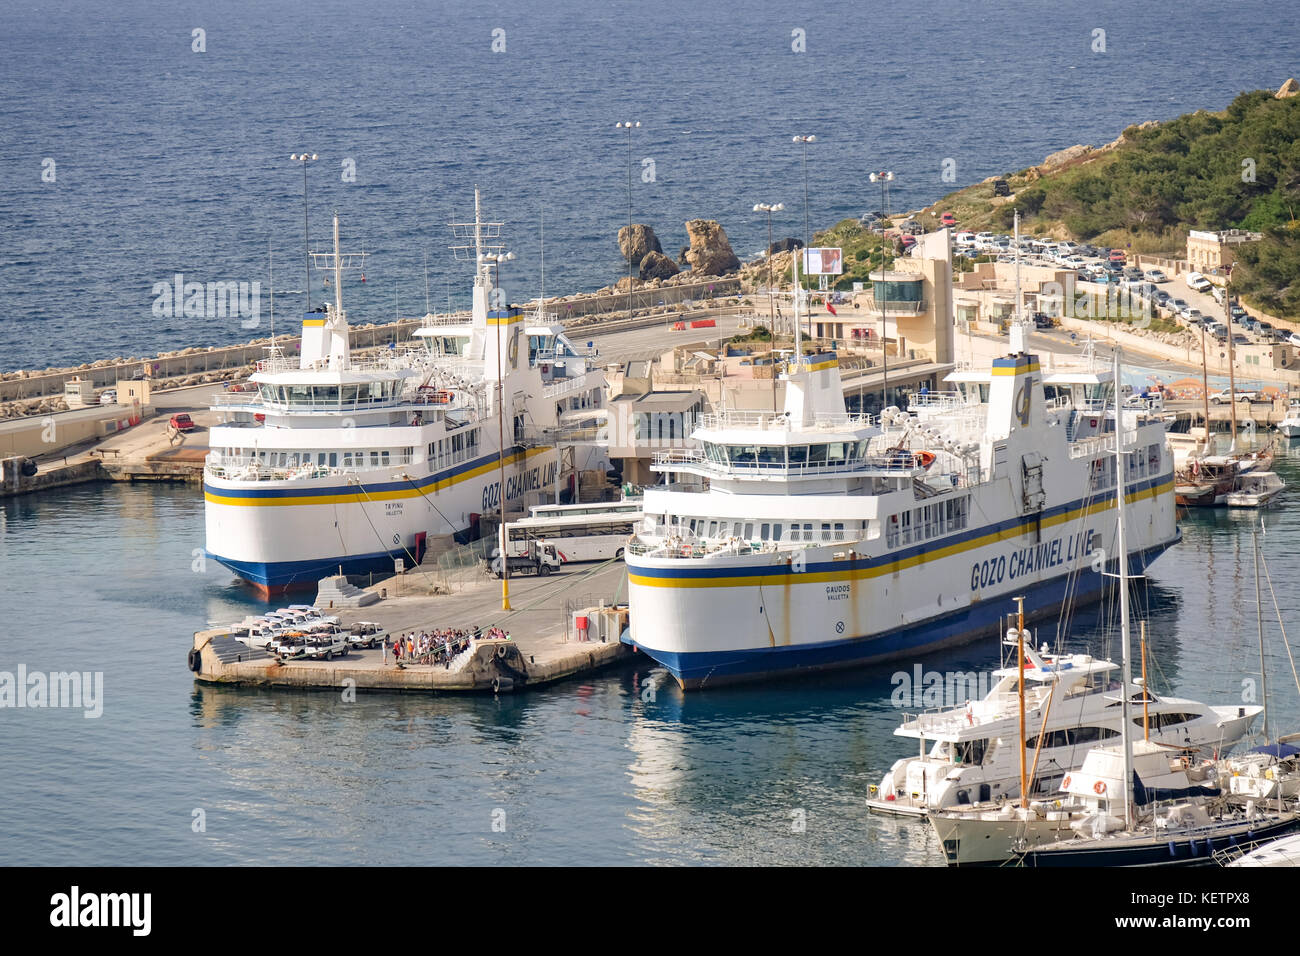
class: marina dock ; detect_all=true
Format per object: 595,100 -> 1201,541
190,561 -> 633,694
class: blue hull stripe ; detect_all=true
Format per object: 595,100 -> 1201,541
623,538 -> 1178,687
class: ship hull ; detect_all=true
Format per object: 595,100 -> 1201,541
205,447 -> 560,595
625,476 -> 1179,689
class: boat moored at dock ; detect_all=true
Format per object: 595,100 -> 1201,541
623,320 -> 1180,689
203,195 -> 609,595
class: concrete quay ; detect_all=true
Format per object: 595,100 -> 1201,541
190,561 -> 635,695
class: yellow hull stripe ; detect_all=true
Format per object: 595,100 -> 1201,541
205,447 -> 551,508
301,319 -> 326,327
628,477 -> 1173,589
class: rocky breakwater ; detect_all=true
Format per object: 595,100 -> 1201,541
605,219 -> 743,295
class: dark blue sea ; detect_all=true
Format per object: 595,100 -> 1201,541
3,1 -> 1300,866
3,0 -> 1298,373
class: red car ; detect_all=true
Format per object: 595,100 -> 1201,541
170,413 -> 196,432
1108,248 -> 1126,264
940,212 -> 957,227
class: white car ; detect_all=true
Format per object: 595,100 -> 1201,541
1211,388 -> 1257,405
1288,333 -> 1300,348
1186,271 -> 1213,293
344,622 -> 387,649
1144,269 -> 1168,283
98,390 -> 118,405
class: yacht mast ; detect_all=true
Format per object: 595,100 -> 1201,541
1113,348 -> 1135,828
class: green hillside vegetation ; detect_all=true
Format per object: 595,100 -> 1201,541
917,89 -> 1300,317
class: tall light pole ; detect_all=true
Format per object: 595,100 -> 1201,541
290,153 -> 318,312
793,135 -> 816,341
485,250 -> 516,611
616,121 -> 641,319
870,170 -> 894,221
752,202 -> 785,333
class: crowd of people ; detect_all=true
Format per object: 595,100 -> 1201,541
388,625 -> 511,666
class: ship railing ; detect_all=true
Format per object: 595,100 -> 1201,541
695,410 -> 877,432
254,352 -> 424,376
418,312 -> 474,328
205,454 -> 418,482
625,535 -> 791,559
534,344 -> 598,361
543,373 -> 601,400
907,391 -> 966,410
651,450 -> 905,477
1069,434 -> 1117,459
902,695 -> 1022,734
211,392 -> 463,414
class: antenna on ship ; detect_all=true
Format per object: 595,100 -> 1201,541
449,186 -> 506,320
535,202 -> 546,322
268,237 -> 275,347
309,211 -> 368,324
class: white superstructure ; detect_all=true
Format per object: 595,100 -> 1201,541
623,324 -> 1180,688
204,194 -> 608,594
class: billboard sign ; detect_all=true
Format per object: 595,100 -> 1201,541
803,247 -> 843,275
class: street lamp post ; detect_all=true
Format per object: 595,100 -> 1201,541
616,121 -> 641,319
752,202 -> 785,333
793,135 -> 816,341
484,250 -> 516,611
290,153 -> 318,312
869,170 -> 894,222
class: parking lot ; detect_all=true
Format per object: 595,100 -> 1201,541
951,231 -> 1289,349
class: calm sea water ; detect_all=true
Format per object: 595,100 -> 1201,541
4,0 -> 1300,867
3,0 -> 1299,372
3,447 -> 1300,865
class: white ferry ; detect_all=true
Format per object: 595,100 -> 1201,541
623,326 -> 1180,688
204,197 -> 608,595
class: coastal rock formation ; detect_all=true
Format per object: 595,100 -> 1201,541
1043,144 -> 1093,168
677,245 -> 691,268
682,219 -> 741,275
1279,78 -> 1299,98
617,224 -> 662,265
638,250 -> 679,281
768,237 -> 803,255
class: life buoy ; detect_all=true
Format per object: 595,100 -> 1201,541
187,647 -> 202,673
496,644 -> 508,660
1094,780 -> 1107,795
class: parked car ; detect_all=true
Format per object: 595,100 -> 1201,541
169,413 -> 196,432
992,179 -> 1010,197
940,212 -> 957,227
1211,388 -> 1257,404
1144,269 -> 1169,283
98,389 -> 118,405
1108,249 -> 1127,263
1185,271 -> 1213,293
1031,311 -> 1054,329
344,622 -> 387,649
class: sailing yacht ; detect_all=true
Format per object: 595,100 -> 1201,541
1010,351 -> 1300,866
204,195 -> 608,595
